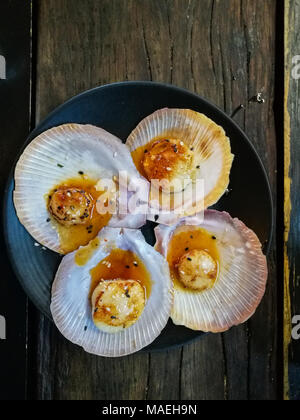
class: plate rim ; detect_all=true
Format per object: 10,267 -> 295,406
2,81 -> 274,352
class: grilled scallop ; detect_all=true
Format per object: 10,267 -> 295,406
155,210 -> 268,333
126,109 -> 234,224
51,227 -> 173,357
92,280 -> 146,333
177,249 -> 218,291
14,124 -> 149,254
48,187 -> 94,226
142,138 -> 194,192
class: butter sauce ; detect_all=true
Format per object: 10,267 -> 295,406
90,249 -> 152,300
47,176 -> 111,254
167,226 -> 220,293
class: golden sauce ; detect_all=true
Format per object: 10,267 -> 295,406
131,139 -> 156,179
132,139 -> 176,212
90,249 -> 152,300
167,226 -> 220,293
75,237 -> 100,266
131,137 -> 184,179
47,177 -> 111,254
132,137 -> 197,212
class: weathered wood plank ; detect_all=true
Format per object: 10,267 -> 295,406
284,0 -> 300,401
146,350 -> 182,400
0,0 -> 32,400
34,0 -> 278,400
241,0 -> 278,401
178,0 -> 278,400
35,0 -> 166,401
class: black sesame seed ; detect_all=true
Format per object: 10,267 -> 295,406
125,291 -> 131,298
196,165 -> 200,169
190,235 -> 193,239
187,257 -> 192,261
57,163 -> 64,168
48,195 -> 52,200
190,147 -> 194,151
84,326 -> 87,331
133,262 -> 138,267
94,308 -> 98,313
78,171 -> 84,175
111,316 -> 117,319
126,265 -> 130,269
185,247 -> 189,251
144,149 -> 148,153
212,236 -> 217,240
46,218 -> 51,223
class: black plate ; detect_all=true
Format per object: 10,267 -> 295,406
3,82 -> 273,352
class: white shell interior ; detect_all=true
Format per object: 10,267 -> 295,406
14,124 -> 149,253
51,227 -> 173,357
155,210 -> 268,333
126,109 -> 233,224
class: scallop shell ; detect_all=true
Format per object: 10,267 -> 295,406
155,210 -> 268,332
126,109 -> 234,224
51,227 -> 173,357
14,124 -> 149,253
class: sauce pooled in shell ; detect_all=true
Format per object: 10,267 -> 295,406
131,137 -> 196,193
90,249 -> 152,331
167,226 -> 220,293
47,176 -> 112,254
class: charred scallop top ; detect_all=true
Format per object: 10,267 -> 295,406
177,249 -> 218,291
92,279 -> 146,331
142,139 -> 194,183
48,187 -> 93,226
166,226 -> 220,293
46,177 -> 112,254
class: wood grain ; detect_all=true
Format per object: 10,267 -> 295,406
33,0 -> 278,400
284,0 -> 300,401
0,0 -> 32,400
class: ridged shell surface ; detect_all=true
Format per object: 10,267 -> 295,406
155,210 -> 268,332
127,109 -> 233,224
14,124 -> 149,253
51,227 -> 173,357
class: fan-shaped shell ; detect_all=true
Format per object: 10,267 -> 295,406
51,227 -> 173,357
14,124 -> 149,254
127,109 -> 234,224
155,210 -> 268,332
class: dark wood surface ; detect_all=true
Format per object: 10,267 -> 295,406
0,0 -> 31,400
5,0 -> 299,401
284,0 -> 300,401
28,0 -> 278,400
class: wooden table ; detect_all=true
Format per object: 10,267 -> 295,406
0,0 -> 298,400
